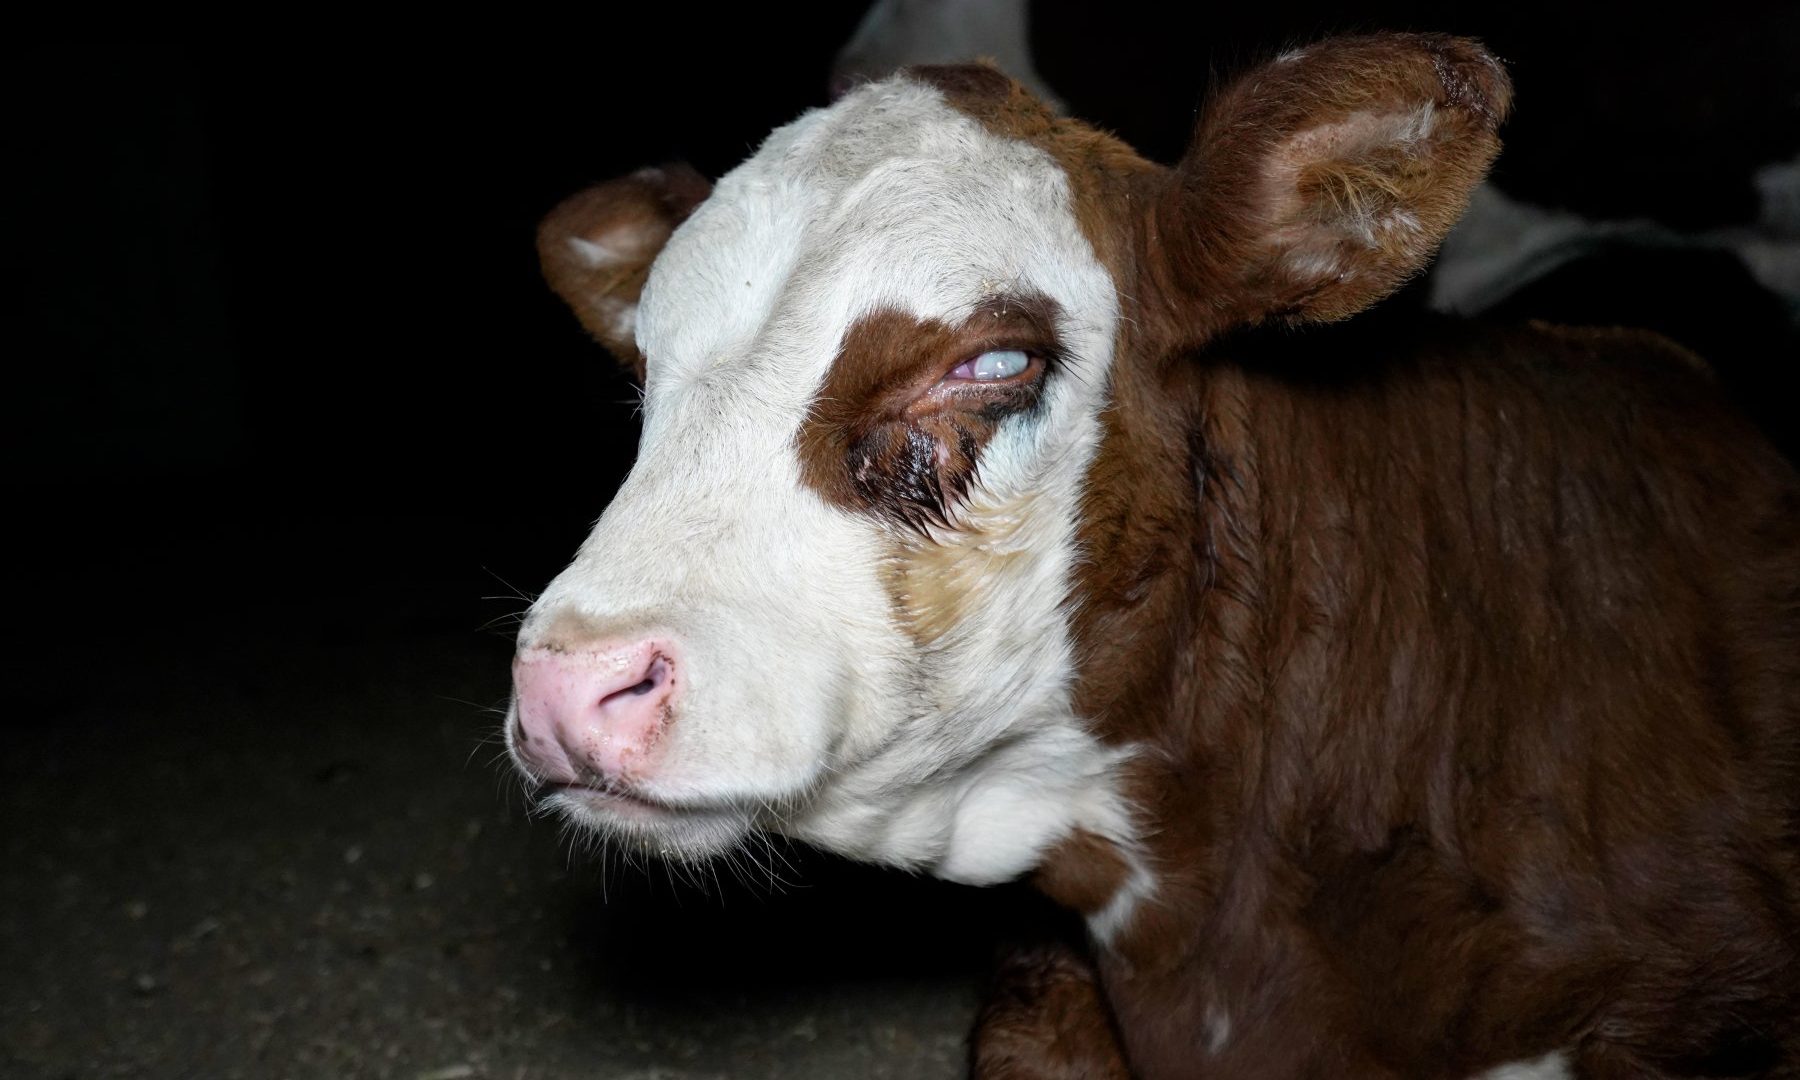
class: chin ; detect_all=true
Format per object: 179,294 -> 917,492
540,784 -> 755,862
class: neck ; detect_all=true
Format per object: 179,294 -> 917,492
1029,338 -> 1267,952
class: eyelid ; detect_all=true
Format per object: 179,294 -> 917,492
904,350 -> 1048,422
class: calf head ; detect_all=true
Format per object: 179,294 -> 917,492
509,34 -> 1510,888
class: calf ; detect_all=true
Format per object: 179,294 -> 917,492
507,34 -> 1800,1079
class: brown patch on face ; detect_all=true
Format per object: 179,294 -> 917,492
796,294 -> 1063,534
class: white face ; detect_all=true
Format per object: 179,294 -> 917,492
509,75 -> 1139,888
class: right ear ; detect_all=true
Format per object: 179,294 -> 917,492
537,164 -> 711,380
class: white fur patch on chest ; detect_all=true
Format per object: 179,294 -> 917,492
787,721 -> 1142,887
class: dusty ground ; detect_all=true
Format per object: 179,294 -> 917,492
2,513 -> 1036,1079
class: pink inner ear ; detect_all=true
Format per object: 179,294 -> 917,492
1260,106 -> 1447,271
1283,106 -> 1437,161
1266,108 -> 1434,211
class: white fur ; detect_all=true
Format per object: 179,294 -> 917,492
568,235 -> 626,267
605,302 -> 637,344
1202,1005 -> 1232,1054
1473,1052 -> 1573,1080
1088,841 -> 1158,945
513,76 -> 1142,899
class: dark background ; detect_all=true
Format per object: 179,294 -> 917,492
6,8 -> 1798,1077
11,9 -> 1800,639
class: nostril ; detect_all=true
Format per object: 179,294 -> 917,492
598,655 -> 671,711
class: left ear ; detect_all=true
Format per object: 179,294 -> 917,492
1150,33 -> 1512,337
537,163 -> 711,380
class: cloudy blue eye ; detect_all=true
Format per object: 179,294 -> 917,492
948,349 -> 1032,382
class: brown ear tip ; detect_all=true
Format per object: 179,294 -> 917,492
648,161 -> 714,214
1421,35 -> 1515,128
536,165 -> 713,259
539,180 -> 621,240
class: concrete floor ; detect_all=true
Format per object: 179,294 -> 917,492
2,517 -> 1031,1079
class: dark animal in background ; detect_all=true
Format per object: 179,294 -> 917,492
508,32 -> 1800,1079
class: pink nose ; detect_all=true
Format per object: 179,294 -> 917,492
511,639 -> 680,785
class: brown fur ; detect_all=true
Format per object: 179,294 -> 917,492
794,297 -> 1068,651
537,33 -> 1800,1078
1055,315 -> 1800,1078
1148,34 -> 1510,339
1033,829 -> 1133,920
537,163 -> 710,379
796,296 -> 1063,533
929,34 -> 1800,1080
972,941 -> 1133,1080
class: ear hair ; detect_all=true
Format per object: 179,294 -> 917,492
537,163 -> 711,379
1150,33 -> 1512,341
